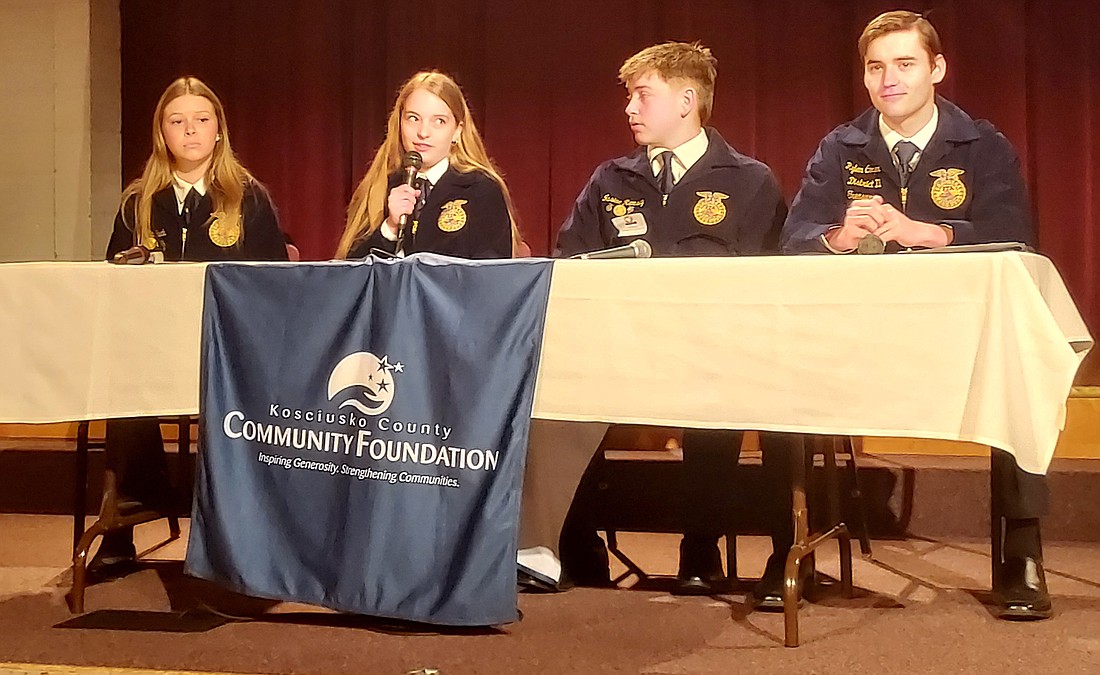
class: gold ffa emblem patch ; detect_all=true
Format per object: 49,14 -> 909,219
929,168 -> 967,210
438,199 -> 468,232
208,212 -> 240,247
692,191 -> 729,226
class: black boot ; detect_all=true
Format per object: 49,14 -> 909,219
86,527 -> 137,581
995,519 -> 1052,620
752,549 -> 814,611
674,535 -> 725,595
558,528 -> 612,588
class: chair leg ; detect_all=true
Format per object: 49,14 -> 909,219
724,534 -> 738,582
69,416 -> 196,614
73,421 -> 90,555
991,456 -> 1005,592
783,436 -> 811,648
70,520 -> 110,614
605,529 -> 647,585
176,416 -> 192,517
783,437 -> 858,647
70,469 -> 122,614
841,436 -> 874,557
70,420 -> 93,612
823,441 -> 853,597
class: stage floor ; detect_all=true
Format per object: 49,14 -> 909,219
1,515 -> 1099,674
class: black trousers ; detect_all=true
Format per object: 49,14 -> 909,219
558,430 -> 1048,578
680,429 -> 795,546
990,447 -> 1048,520
683,434 -> 1048,542
103,417 -> 174,513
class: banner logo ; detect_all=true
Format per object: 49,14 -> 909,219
327,352 -> 403,415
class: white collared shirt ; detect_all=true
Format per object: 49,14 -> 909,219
647,128 -> 709,185
171,174 -> 207,215
879,104 -> 940,166
418,156 -> 449,187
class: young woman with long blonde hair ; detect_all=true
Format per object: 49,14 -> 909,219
92,77 -> 287,578
336,71 -> 519,259
106,76 -> 287,261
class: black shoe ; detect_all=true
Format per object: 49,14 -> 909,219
752,551 -> 814,612
86,529 -> 137,582
995,557 -> 1052,621
558,530 -> 611,588
674,537 -> 725,596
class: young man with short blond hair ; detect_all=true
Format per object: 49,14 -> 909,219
557,41 -> 790,600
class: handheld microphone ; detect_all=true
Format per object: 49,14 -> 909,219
396,151 -> 424,251
857,233 -> 886,255
109,246 -> 162,265
571,239 -> 653,260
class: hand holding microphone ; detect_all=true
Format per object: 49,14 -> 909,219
387,151 -> 423,247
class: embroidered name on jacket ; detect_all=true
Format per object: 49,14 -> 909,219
602,194 -> 645,217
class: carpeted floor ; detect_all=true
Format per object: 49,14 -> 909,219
1,515 -> 1099,674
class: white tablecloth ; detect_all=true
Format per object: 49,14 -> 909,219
518,252 -> 1092,549
1,253 -> 1090,477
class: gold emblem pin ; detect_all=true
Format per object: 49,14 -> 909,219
208,212 -> 240,247
692,191 -> 729,226
438,199 -> 468,233
929,168 -> 967,210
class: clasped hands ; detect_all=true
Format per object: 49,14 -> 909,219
826,195 -> 952,251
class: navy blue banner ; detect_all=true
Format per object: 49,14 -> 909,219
185,255 -> 554,626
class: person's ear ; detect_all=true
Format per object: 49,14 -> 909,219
931,54 -> 947,85
681,87 -> 697,119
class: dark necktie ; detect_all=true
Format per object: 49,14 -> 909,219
657,150 -> 676,196
893,140 -> 920,186
414,176 -> 432,217
183,187 -> 202,226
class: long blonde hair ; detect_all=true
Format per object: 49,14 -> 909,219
120,77 -> 255,247
335,71 -> 522,258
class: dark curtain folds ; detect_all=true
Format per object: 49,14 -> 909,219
121,0 -> 1100,381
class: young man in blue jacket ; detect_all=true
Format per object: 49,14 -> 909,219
783,10 -> 1050,620
557,41 -> 791,599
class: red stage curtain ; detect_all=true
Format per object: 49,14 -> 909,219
121,0 -> 1100,381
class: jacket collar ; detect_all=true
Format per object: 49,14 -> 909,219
837,95 -> 981,147
836,96 -> 982,180
612,127 -> 754,184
